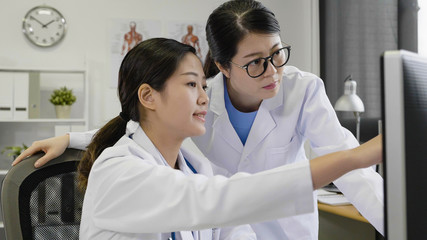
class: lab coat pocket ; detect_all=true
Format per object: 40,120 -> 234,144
265,141 -> 296,170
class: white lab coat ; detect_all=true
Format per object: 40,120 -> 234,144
191,67 -> 384,239
70,66 -> 383,239
77,120 -> 315,240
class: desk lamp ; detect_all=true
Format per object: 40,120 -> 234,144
334,75 -> 365,142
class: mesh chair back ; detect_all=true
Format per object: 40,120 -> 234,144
1,149 -> 84,240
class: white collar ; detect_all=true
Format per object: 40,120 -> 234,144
125,120 -> 195,175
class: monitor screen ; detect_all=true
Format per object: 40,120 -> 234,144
381,50 -> 427,239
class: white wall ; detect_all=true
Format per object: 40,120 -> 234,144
419,0 -> 427,57
0,0 -> 318,129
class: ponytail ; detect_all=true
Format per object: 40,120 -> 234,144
203,51 -> 220,79
78,116 -> 128,190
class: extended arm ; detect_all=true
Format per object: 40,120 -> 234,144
310,135 -> 381,189
13,130 -> 96,167
89,135 -> 381,233
299,76 -> 384,234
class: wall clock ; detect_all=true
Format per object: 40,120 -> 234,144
22,6 -> 67,47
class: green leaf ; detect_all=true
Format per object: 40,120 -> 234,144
49,86 -> 77,106
1,143 -> 28,157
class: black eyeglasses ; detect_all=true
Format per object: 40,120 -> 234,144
230,45 -> 291,78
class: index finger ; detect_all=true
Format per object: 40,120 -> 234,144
12,146 -> 45,166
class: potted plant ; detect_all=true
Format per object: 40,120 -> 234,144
49,86 -> 77,118
1,143 -> 28,160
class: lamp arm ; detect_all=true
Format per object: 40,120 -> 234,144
354,112 -> 361,142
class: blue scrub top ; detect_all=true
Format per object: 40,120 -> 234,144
224,79 -> 258,145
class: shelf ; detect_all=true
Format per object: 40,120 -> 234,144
0,118 -> 86,123
0,68 -> 85,73
0,68 -> 89,171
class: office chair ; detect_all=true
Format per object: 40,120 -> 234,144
1,148 -> 85,240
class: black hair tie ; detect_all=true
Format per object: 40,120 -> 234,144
119,112 -> 130,122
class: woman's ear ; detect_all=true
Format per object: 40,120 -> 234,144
215,62 -> 231,78
138,83 -> 156,110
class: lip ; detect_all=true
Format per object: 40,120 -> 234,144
193,111 -> 207,122
263,81 -> 278,90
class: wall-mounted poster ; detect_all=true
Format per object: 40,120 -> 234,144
110,19 -> 161,87
167,21 -> 208,63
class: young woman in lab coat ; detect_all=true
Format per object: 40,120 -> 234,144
199,0 -> 384,238
14,0 -> 384,239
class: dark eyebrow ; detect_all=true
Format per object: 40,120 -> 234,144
242,42 -> 282,59
180,72 -> 206,80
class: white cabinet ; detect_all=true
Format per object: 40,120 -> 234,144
0,69 -> 89,169
0,72 -> 40,120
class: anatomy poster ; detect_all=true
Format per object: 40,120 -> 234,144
110,19 -> 161,87
167,21 -> 208,63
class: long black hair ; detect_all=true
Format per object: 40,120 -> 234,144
78,38 -> 196,190
204,0 -> 281,78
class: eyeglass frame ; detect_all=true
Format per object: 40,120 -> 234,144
229,44 -> 291,78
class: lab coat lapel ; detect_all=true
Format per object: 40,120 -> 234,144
209,74 -> 243,153
207,73 -> 225,118
212,111 -> 243,152
131,125 -> 168,166
241,82 -> 284,160
241,105 -> 276,160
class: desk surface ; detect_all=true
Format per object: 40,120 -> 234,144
318,203 -> 368,223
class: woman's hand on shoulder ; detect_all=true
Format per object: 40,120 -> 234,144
12,134 -> 70,168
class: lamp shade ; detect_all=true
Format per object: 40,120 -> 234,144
335,94 -> 365,112
334,75 -> 365,112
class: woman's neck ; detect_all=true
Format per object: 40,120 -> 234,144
141,124 -> 183,169
226,79 -> 261,112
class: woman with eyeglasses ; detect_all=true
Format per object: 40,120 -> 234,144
15,0 -> 383,239
199,1 -> 383,238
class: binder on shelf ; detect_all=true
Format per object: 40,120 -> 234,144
0,71 -> 41,120
0,72 -> 14,119
13,73 -> 29,120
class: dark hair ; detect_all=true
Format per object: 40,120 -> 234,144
78,38 -> 196,190
204,0 -> 281,78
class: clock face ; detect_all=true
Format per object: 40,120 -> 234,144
22,6 -> 67,47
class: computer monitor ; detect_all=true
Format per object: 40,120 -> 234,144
381,50 -> 427,239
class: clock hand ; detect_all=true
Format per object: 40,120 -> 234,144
29,16 -> 45,26
42,20 -> 55,28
